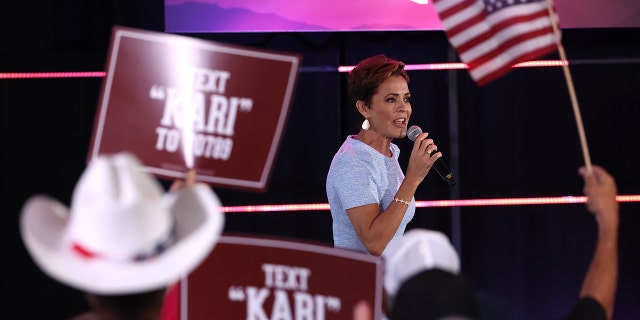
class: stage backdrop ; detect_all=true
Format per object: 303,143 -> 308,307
165,0 -> 640,33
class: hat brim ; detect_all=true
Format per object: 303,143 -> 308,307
20,183 -> 224,295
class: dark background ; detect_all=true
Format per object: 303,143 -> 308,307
1,1 -> 639,319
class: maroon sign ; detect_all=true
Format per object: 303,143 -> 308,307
88,26 -> 301,192
183,234 -> 384,319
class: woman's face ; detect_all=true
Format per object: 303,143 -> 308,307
363,75 -> 411,139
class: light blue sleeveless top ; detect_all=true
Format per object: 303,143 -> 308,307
326,135 -> 415,255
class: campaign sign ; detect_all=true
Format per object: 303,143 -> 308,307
88,26 -> 301,192
183,235 -> 384,319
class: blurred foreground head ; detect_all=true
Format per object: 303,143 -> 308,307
384,229 -> 478,320
20,152 -> 225,295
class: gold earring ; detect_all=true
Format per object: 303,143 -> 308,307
361,119 -> 370,130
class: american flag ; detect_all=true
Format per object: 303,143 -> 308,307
433,0 -> 559,86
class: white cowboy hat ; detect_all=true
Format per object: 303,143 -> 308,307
384,228 -> 460,299
20,152 -> 225,295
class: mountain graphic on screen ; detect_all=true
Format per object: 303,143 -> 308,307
166,3 -> 426,33
166,3 -> 331,32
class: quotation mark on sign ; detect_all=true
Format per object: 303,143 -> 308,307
228,286 -> 246,301
149,85 -> 166,100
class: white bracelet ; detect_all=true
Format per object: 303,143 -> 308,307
393,197 -> 411,206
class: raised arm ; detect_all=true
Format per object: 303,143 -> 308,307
578,165 -> 619,320
169,169 -> 197,191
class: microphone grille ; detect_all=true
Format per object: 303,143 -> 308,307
407,125 -> 422,141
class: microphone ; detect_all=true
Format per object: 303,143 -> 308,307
407,125 -> 456,186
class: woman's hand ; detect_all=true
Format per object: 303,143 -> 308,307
404,131 -> 441,186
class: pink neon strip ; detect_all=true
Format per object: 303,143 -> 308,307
338,60 -> 567,73
405,63 -> 468,70
0,72 -> 106,79
512,60 -> 568,68
0,61 -> 567,79
222,195 -> 640,213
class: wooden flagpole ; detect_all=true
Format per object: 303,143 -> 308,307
545,0 -> 592,171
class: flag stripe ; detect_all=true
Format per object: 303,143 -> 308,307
473,45 -> 558,85
455,10 -> 552,54
447,9 -> 488,40
438,2 -> 483,29
433,0 -> 559,85
471,36 -> 558,85
435,0 -> 480,21
463,20 -> 554,67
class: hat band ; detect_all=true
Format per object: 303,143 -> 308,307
71,224 -> 177,262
